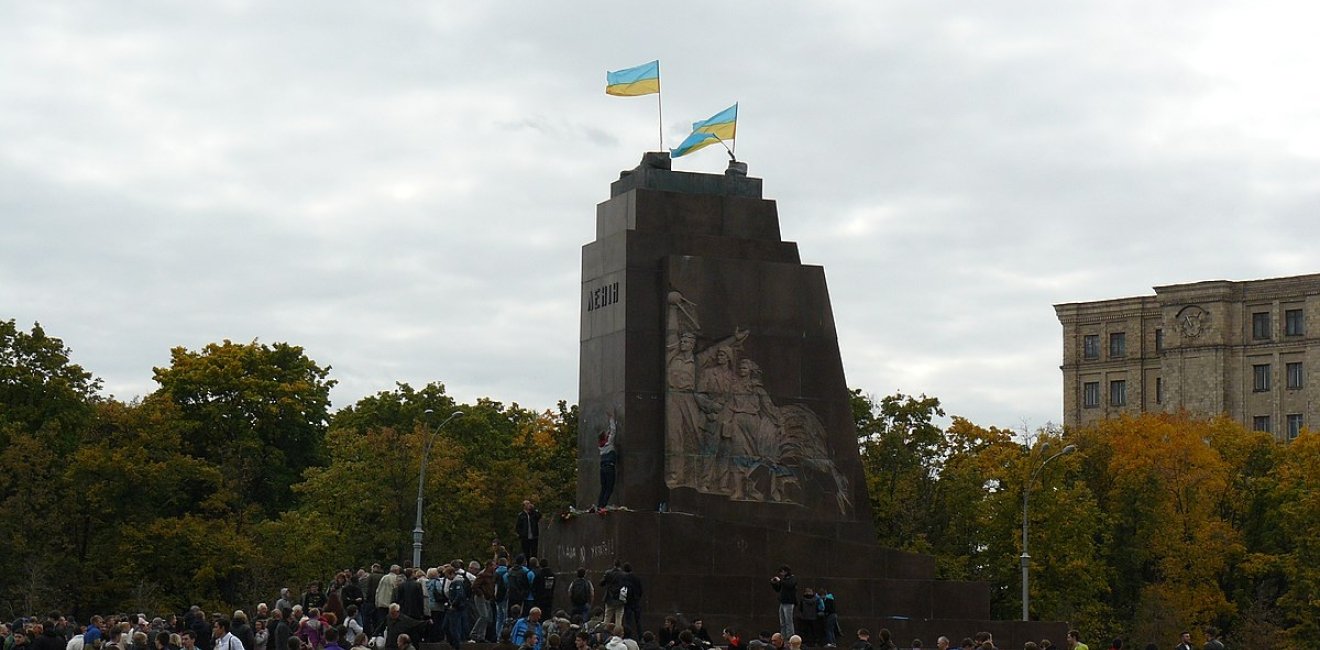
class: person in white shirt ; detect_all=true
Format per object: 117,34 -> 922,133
213,620 -> 246,650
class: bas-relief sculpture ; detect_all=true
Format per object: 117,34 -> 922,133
663,290 -> 853,515
1177,304 -> 1208,338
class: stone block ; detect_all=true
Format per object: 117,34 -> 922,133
563,156 -> 1067,642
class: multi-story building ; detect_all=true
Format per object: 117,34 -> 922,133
1055,274 -> 1320,440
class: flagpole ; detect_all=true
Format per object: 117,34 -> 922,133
732,102 -> 738,156
656,61 -> 664,151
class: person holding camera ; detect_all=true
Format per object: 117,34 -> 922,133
769,566 -> 797,638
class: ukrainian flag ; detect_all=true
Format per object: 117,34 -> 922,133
691,103 -> 737,140
669,131 -> 720,158
606,60 -> 661,96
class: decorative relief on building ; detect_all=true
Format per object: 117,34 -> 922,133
1176,305 -> 1208,338
663,290 -> 853,515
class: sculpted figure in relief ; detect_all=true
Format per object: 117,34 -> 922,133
664,290 -> 853,515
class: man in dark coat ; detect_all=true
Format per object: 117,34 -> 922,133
532,562 -> 556,616
31,621 -> 65,650
230,613 -> 255,650
376,605 -> 425,650
618,564 -> 643,640
516,501 -> 542,560
770,566 -> 797,639
364,564 -> 386,634
396,569 -> 427,620
266,608 -> 291,650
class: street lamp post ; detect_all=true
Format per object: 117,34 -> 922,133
1021,442 -> 1076,621
414,408 -> 463,569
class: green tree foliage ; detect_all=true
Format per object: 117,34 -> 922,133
0,320 -> 100,448
0,321 -> 100,615
151,340 -> 336,518
1269,429 -> 1320,645
10,316 -> 1320,646
255,383 -> 578,592
853,390 -> 945,552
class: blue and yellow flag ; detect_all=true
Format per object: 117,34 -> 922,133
606,60 -> 660,96
692,103 -> 737,140
669,131 -> 721,158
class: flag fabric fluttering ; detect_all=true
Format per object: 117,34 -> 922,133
670,103 -> 738,158
606,60 -> 661,96
691,103 -> 737,140
669,131 -> 721,158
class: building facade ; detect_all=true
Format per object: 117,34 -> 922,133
1055,274 -> 1320,440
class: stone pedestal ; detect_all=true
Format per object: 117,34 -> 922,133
554,154 -> 1067,647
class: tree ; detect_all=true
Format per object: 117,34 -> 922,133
151,339 -> 335,518
0,320 -> 102,616
1269,429 -> 1320,645
265,383 -> 577,583
854,390 -> 946,551
0,319 -> 100,449
1075,413 -> 1243,642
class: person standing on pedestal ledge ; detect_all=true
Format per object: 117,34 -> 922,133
601,561 -> 625,633
618,563 -> 644,640
770,566 -> 797,638
594,411 -> 619,511
518,500 -> 542,559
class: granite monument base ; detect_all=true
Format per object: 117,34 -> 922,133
543,510 -> 1066,648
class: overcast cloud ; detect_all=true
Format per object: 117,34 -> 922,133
3,1 -> 1318,430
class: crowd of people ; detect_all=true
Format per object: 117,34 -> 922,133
0,504 -> 1227,650
0,554 -> 1228,650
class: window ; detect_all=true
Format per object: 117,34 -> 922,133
1287,414 -> 1304,440
1109,380 -> 1127,406
1109,332 -> 1126,358
1155,328 -> 1164,353
1253,364 -> 1272,392
1083,382 -> 1100,408
1252,311 -> 1271,340
1287,362 -> 1304,390
1155,377 -> 1163,404
1286,309 -> 1304,336
1253,415 -> 1272,433
1082,335 -> 1099,360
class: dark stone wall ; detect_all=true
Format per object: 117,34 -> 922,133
567,154 -> 1070,645
578,166 -> 870,540
541,511 -> 1067,647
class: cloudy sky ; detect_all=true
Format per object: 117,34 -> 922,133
4,1 -> 1318,431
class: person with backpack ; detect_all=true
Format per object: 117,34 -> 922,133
819,587 -> 838,647
533,562 -> 557,616
600,561 -> 624,632
494,558 -> 512,641
443,567 -> 470,650
506,557 -> 535,625
567,568 -> 594,625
